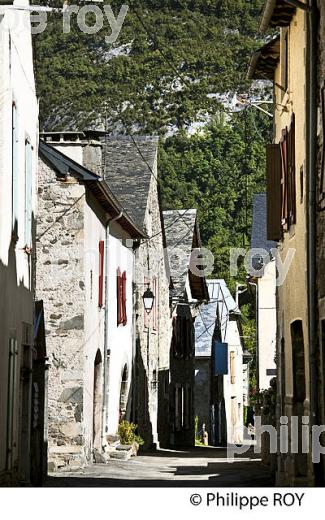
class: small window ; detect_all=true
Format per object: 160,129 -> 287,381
230,351 -> 236,384
12,101 -> 19,235
98,241 -> 104,308
24,139 -> 33,248
144,276 -> 150,329
152,277 -> 158,331
291,320 -> 305,404
117,269 -> 127,326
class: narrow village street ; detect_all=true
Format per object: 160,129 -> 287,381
46,446 -> 272,487
2,0 -> 325,496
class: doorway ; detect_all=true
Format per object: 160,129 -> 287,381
291,320 -> 306,478
119,365 -> 128,422
93,350 -> 102,448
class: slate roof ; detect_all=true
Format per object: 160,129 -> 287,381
102,136 -> 159,229
249,193 -> 277,275
195,280 -> 239,357
163,209 -> 198,298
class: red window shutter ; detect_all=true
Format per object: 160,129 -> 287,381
122,271 -> 127,326
266,143 -> 282,241
153,277 -> 157,330
117,268 -> 123,325
98,240 -> 105,308
144,276 -> 149,328
280,129 -> 288,230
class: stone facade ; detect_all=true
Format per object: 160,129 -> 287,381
101,136 -> 172,450
36,138 -> 142,470
134,175 -> 171,449
163,209 -> 209,448
36,158 -> 91,470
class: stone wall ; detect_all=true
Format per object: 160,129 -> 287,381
36,158 -> 86,470
169,303 -> 195,448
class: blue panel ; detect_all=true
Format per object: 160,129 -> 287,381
213,341 -> 228,375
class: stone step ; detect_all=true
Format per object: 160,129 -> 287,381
109,450 -> 130,461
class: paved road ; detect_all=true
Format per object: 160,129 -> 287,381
45,446 -> 273,487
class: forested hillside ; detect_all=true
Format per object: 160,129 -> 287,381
32,0 -> 272,281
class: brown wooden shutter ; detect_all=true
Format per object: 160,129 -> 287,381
117,268 -> 123,325
266,143 -> 282,241
144,276 -> 149,328
152,277 -> 157,331
122,271 -> 127,325
288,114 -> 296,227
280,131 -> 288,230
230,351 -> 236,384
98,240 -> 105,308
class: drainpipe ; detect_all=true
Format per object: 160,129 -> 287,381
101,211 -> 123,448
306,0 -> 320,482
248,280 -> 259,392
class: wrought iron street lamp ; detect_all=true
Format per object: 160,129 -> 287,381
143,287 -> 155,314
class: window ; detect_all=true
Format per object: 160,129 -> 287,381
98,241 -> 104,308
144,276 -> 150,329
230,351 -> 236,384
291,320 -> 305,404
266,143 -> 282,241
172,313 -> 193,359
152,277 -> 157,331
266,114 -> 296,240
117,269 -> 127,326
24,139 -> 33,248
12,101 -> 19,234
171,316 -> 178,357
7,338 -> 18,471
280,115 -> 296,230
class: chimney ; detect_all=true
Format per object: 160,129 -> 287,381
40,130 -> 103,177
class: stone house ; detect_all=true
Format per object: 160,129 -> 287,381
37,135 -> 145,470
101,136 -> 171,449
194,287 -> 218,440
0,1 -> 44,485
204,280 -> 245,446
248,0 -> 318,485
249,194 -> 277,392
163,209 -> 209,447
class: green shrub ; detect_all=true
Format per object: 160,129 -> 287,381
118,420 -> 144,446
